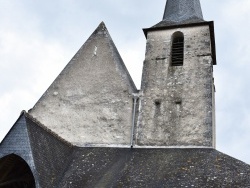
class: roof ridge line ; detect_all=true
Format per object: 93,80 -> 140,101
24,112 -> 74,148
106,27 -> 138,92
0,111 -> 27,143
54,148 -> 77,187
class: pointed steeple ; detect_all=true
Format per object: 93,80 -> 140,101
163,0 -> 203,22
152,0 -> 205,28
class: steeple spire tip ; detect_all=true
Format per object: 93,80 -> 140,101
162,0 -> 204,25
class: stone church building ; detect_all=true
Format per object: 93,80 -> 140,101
1,0 -> 250,187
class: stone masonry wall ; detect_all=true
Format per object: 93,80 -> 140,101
136,25 -> 215,147
30,23 -> 137,146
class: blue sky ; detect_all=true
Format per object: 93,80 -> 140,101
0,0 -> 250,164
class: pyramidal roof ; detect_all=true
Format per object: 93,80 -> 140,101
29,22 -> 137,146
152,0 -> 205,28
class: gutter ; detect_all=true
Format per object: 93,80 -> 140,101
130,94 -> 139,148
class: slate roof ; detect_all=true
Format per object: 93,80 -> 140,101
59,148 -> 250,188
1,112 -> 250,187
152,0 -> 205,28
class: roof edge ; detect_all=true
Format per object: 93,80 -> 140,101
162,0 -> 169,20
24,112 -> 74,148
104,22 -> 138,93
0,111 -> 26,144
216,149 -> 250,166
30,21 -> 138,112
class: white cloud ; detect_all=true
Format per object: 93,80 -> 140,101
118,37 -> 146,88
0,90 -> 35,140
0,2 -> 72,140
212,0 -> 250,164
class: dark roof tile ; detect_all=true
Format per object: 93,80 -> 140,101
160,0 -> 204,27
58,148 -> 250,187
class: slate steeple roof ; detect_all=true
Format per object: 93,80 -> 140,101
152,0 -> 205,28
163,0 -> 204,23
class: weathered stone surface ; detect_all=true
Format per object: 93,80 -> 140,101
58,148 -> 250,188
1,1 -> 250,187
136,25 -> 215,147
29,22 -> 137,146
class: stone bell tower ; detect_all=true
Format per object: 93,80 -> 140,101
135,0 -> 216,148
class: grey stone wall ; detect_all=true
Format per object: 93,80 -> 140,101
136,25 -> 215,147
30,22 -> 137,146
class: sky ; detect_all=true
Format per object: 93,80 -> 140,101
0,0 -> 250,164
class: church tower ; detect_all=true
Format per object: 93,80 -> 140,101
136,0 -> 216,148
2,1 -> 250,187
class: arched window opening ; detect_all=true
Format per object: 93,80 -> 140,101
171,32 -> 184,66
0,154 -> 35,188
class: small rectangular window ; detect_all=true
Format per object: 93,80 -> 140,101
171,33 -> 184,66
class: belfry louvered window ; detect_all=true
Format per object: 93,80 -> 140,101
171,32 -> 184,66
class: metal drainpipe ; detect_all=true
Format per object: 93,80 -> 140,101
130,95 -> 138,148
